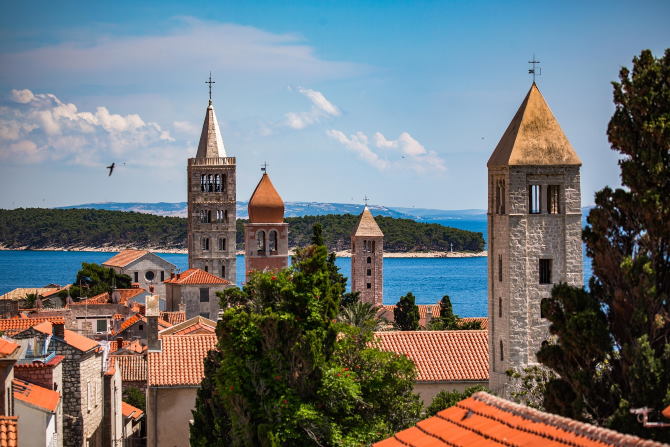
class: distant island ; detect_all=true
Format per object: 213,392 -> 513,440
0,208 -> 485,255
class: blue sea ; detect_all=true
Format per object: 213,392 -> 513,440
0,218 -> 592,318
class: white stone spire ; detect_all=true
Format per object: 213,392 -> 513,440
196,100 -> 226,158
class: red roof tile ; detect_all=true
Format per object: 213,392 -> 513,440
373,330 -> 488,382
379,305 -> 489,329
109,339 -> 145,354
0,339 -> 19,358
15,355 -> 64,369
122,401 -> 144,420
159,316 -> 216,336
32,321 -> 100,352
102,250 -> 149,268
160,311 -> 186,326
69,292 -> 110,305
0,416 -> 17,447
109,355 -> 147,382
13,378 -> 60,413
0,317 -> 65,336
114,313 -> 172,336
148,334 -> 217,386
374,391 -> 666,447
163,268 -> 231,285
0,288 -> 57,302
115,288 -> 146,305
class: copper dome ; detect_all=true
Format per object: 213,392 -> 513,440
248,173 -> 284,223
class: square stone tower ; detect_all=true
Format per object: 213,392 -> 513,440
351,206 -> 384,306
187,99 -> 237,284
487,83 -> 583,393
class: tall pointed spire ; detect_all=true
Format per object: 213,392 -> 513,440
487,83 -> 581,167
353,206 -> 384,237
196,101 -> 226,158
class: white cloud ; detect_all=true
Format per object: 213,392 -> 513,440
285,87 -> 341,129
173,120 -> 199,135
327,129 -> 446,173
0,89 -> 177,166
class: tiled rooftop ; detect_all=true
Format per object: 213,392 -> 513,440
114,313 -> 172,335
116,288 -> 146,305
15,355 -> 64,369
109,355 -> 147,382
0,317 -> 65,336
102,250 -> 148,268
374,391 -> 666,447
13,378 -> 60,413
379,305 -> 488,329
69,292 -> 110,305
122,401 -> 144,421
0,416 -> 17,447
374,330 -> 488,382
159,316 -> 216,336
163,268 -> 231,285
32,321 -> 100,352
160,310 -> 186,326
109,339 -> 145,354
148,333 -> 217,386
0,339 -> 19,358
0,288 -> 58,302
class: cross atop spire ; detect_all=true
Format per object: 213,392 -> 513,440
364,195 -> 369,206
528,55 -> 541,83
205,72 -> 215,103
261,161 -> 268,173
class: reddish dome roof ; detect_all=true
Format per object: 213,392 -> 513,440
248,173 -> 284,223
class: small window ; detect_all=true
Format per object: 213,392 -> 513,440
372,241 -> 376,252
160,271 -> 165,281
257,231 -> 266,254
366,283 -> 371,289
498,255 -> 503,282
269,230 -> 278,252
366,257 -> 371,264
202,237 -> 210,251
145,271 -> 155,281
219,238 -> 226,251
221,264 -> 226,278
500,340 -> 504,361
366,268 -> 371,276
200,288 -> 209,302
134,272 -> 139,282
529,185 -> 542,214
204,265 -> 208,272
539,259 -> 552,284
498,297 -> 502,318
138,324 -> 143,331
495,179 -> 506,214
96,319 -> 107,333
547,185 -> 560,214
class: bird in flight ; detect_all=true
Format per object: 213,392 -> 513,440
107,163 -> 115,176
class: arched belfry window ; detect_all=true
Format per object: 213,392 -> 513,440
366,256 -> 371,264
214,174 -> 222,192
269,230 -> 278,253
200,175 -> 206,192
257,231 -> 266,255
221,263 -> 226,278
207,174 -> 214,192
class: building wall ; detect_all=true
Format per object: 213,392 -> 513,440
0,361 -> 15,416
166,283 -> 230,320
119,256 -> 176,299
14,360 -> 63,443
488,165 -> 582,393
14,400 -> 54,447
414,381 -> 489,407
187,157 -> 237,283
244,222 -> 289,280
351,235 -> 384,306
147,386 -> 197,447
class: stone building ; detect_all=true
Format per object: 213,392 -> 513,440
187,99 -> 237,283
102,250 -> 176,299
13,378 -> 62,447
487,82 -> 582,393
244,172 -> 289,281
351,206 -> 384,306
0,339 -> 21,416
164,268 -> 232,320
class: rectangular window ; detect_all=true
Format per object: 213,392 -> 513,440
199,288 -> 209,302
219,238 -> 226,251
96,319 -> 107,333
498,255 -> 503,282
134,272 -> 138,282
160,270 -> 165,281
366,268 -> 371,276
539,259 -> 552,284
547,185 -> 560,214
366,283 -> 371,289
529,184 -> 542,214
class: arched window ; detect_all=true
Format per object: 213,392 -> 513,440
257,231 -> 266,255
219,238 -> 226,251
221,263 -> 226,278
207,174 -> 214,192
200,175 -> 206,192
222,174 -> 227,193
202,238 -> 209,251
499,340 -> 504,361
498,297 -> 502,318
214,174 -> 221,192
367,256 -> 371,264
269,230 -> 278,253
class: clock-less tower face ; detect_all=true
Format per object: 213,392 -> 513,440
350,207 -> 384,307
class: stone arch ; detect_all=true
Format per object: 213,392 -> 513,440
268,230 -> 278,253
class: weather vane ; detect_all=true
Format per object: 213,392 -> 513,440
205,72 -> 215,101
528,55 -> 541,83
261,161 -> 268,173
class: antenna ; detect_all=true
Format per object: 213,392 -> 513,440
528,55 -> 541,83
205,72 -> 215,102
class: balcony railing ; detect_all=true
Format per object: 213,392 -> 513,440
188,157 -> 236,166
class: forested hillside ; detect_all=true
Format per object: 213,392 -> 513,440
0,208 -> 484,252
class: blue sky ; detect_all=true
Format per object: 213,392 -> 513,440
0,0 -> 668,210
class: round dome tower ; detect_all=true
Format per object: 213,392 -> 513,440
248,173 -> 284,223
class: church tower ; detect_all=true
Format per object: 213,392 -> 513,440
187,97 -> 237,283
351,206 -> 384,306
487,83 -> 582,393
244,172 -> 289,281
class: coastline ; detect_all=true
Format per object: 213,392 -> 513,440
0,244 -> 487,258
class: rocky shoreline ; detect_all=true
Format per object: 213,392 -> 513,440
0,244 -> 487,258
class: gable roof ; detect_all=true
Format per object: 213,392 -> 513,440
114,313 -> 172,335
148,333 -> 217,386
160,310 -> 186,326
0,317 -> 65,337
159,316 -> 216,336
31,321 -> 100,353
122,401 -> 144,421
374,391 -> 666,447
109,339 -> 145,355
374,330 -> 488,382
0,339 -> 20,359
102,250 -> 149,268
109,355 -> 147,382
115,288 -> 146,305
488,83 -> 581,168
13,378 -> 60,413
163,268 -> 231,285
353,206 -> 384,237
0,416 -> 17,447
0,288 -> 58,302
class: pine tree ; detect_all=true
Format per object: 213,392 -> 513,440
536,49 -> 670,441
394,292 -> 420,331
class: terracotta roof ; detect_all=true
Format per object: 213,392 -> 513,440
115,288 -> 146,305
110,355 -> 147,382
160,311 -> 186,326
0,317 -> 65,336
159,316 -> 216,336
13,378 -> 60,413
41,285 -> 71,298
379,305 -> 488,329
102,250 -> 149,268
248,173 -> 284,223
148,334 -> 217,386
488,83 -> 581,168
114,313 -> 172,336
196,100 -> 226,158
374,391 -> 666,447
459,317 -> 488,329
69,292 -> 110,305
122,401 -> 144,421
109,339 -> 145,354
15,355 -> 64,369
32,321 -> 100,352
373,330 -> 488,382
353,206 -> 383,237
0,339 -> 19,358
0,288 -> 58,301
163,268 -> 231,285
0,416 -> 17,447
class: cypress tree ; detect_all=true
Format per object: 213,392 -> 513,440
394,292 -> 420,331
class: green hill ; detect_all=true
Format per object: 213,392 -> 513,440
0,208 -> 484,252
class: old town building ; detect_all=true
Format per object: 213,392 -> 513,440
351,206 -> 384,306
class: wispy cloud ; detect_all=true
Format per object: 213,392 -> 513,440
285,87 -> 341,129
326,129 -> 446,173
0,88 -> 178,166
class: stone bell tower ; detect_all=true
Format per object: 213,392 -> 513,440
244,172 -> 289,281
351,206 -> 384,306
487,82 -> 583,393
187,92 -> 237,284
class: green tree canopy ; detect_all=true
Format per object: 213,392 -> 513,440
536,49 -> 670,441
60,262 -> 132,300
394,292 -> 420,331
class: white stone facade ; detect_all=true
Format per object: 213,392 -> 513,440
108,254 -> 176,299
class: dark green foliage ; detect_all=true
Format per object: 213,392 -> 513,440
190,350 -> 232,447
394,292 -> 420,331
428,295 -> 482,330
123,387 -> 146,412
536,49 -> 670,441
60,262 -> 131,300
506,366 -> 556,410
338,300 -> 386,332
424,385 -> 488,417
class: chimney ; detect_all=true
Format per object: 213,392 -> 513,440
52,321 -> 65,339
146,294 -> 161,351
170,272 -> 175,279
116,336 -> 124,351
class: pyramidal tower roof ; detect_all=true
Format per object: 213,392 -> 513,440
196,100 -> 226,158
353,206 -> 384,237
248,173 -> 284,223
488,83 -> 581,168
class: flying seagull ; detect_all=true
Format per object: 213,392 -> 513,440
107,163 -> 115,176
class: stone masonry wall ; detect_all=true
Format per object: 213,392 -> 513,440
351,235 -> 383,306
122,256 -> 176,299
244,222 -> 289,281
